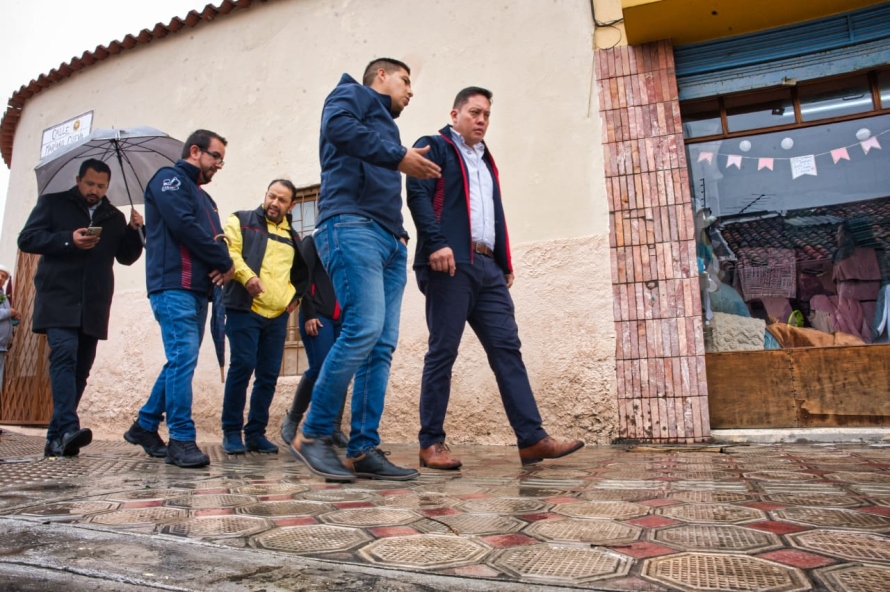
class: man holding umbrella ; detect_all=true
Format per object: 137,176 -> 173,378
124,129 -> 234,468
18,158 -> 144,457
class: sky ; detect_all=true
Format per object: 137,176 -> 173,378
0,0 -> 212,241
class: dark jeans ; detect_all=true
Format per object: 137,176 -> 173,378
291,309 -> 344,420
46,327 -> 99,440
416,254 -> 547,449
221,309 -> 289,437
298,309 -> 341,381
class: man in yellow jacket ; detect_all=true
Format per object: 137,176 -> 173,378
221,179 -> 307,454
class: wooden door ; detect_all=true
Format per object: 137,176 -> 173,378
0,250 -> 52,425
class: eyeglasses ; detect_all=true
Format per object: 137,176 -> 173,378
199,148 -> 225,165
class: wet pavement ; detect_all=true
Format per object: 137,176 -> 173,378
2,429 -> 890,590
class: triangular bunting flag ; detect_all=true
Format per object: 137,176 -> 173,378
830,147 -> 850,164
861,136 -> 881,154
726,154 -> 742,169
698,151 -> 713,164
790,155 -> 817,180
757,158 -> 774,171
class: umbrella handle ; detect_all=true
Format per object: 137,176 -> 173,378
220,367 -> 225,383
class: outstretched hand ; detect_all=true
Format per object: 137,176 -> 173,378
398,146 -> 441,179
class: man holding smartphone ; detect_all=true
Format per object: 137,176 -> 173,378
19,158 -> 144,457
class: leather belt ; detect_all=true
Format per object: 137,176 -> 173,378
473,242 -> 494,257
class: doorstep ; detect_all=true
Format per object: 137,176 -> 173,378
712,427 -> 890,444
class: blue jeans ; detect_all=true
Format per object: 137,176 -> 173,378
221,308 -> 289,437
298,309 -> 341,381
302,215 -> 407,458
139,290 -> 207,441
45,328 -> 99,440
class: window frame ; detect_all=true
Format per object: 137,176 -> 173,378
682,68 -> 890,144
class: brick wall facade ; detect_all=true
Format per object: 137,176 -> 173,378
595,40 -> 711,443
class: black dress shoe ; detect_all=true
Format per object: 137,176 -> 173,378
165,439 -> 210,468
345,448 -> 419,481
59,428 -> 92,457
124,421 -> 168,458
44,439 -> 60,457
288,433 -> 354,481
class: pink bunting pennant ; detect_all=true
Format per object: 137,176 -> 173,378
697,151 -> 713,164
830,147 -> 850,164
726,154 -> 742,169
757,158 -> 774,171
860,136 -> 881,154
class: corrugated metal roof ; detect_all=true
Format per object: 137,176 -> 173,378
719,197 -> 890,262
0,0 -> 269,168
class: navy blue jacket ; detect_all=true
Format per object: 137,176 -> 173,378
318,73 -> 408,239
144,160 -> 233,297
406,125 -> 513,275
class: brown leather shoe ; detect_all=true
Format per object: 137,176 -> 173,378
419,442 -> 462,470
519,436 -> 584,466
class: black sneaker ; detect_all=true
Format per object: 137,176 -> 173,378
288,432 -> 355,482
165,439 -> 210,468
345,448 -> 419,481
246,434 -> 278,454
124,421 -> 168,458
59,428 -> 92,457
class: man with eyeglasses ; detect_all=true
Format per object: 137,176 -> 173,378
124,129 -> 234,468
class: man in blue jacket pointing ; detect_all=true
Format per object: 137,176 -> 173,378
288,58 -> 440,481
125,129 -> 234,468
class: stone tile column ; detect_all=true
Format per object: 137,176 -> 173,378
595,40 -> 710,443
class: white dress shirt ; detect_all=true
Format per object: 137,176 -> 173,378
450,128 -> 495,250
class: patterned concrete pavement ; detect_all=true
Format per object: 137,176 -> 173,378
2,429 -> 890,590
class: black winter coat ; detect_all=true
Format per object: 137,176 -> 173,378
299,235 -> 340,323
18,186 -> 144,339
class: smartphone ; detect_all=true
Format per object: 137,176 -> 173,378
86,227 -> 103,236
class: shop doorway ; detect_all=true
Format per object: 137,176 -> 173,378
680,67 -> 890,429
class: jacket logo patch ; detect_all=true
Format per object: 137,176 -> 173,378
162,178 -> 181,192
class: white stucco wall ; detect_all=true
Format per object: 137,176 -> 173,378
1,0 -> 617,447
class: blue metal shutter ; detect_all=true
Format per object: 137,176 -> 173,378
675,4 -> 890,100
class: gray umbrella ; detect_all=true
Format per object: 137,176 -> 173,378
34,126 -> 183,208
